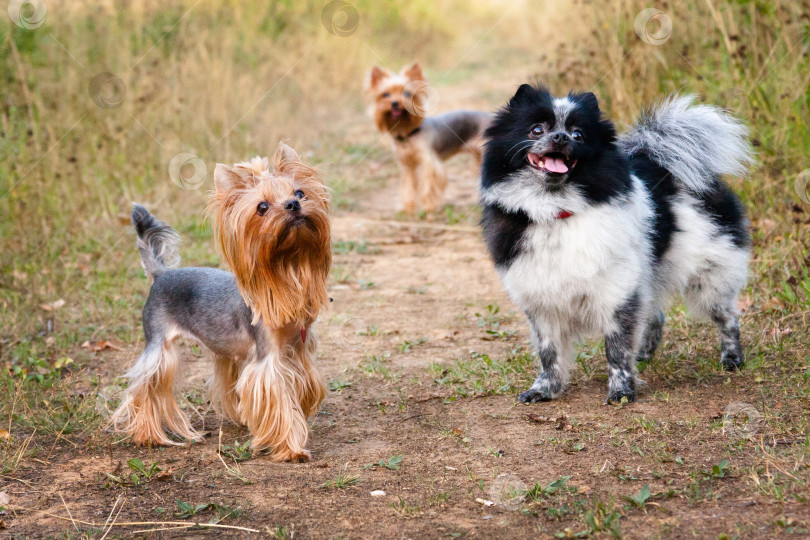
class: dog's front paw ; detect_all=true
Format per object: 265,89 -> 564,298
269,448 -> 311,463
519,387 -> 554,403
721,349 -> 744,371
284,450 -> 311,463
605,390 -> 636,405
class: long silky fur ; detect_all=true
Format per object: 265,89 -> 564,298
208,151 -> 332,328
113,144 -> 331,461
235,329 -> 326,461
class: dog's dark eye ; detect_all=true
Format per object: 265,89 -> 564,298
529,124 -> 545,138
571,129 -> 584,142
403,91 -> 412,98
381,92 -> 390,98
294,190 -> 305,199
257,201 -> 270,216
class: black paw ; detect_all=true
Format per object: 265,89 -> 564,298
519,387 -> 554,403
605,390 -> 636,405
721,350 -> 744,371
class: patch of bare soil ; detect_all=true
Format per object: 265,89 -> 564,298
3,157 -> 807,539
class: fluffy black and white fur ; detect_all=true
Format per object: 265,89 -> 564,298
480,84 -> 753,404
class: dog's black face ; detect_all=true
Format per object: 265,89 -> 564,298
482,84 -> 630,203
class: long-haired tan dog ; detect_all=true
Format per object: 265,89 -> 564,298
111,142 -> 331,462
364,62 -> 491,213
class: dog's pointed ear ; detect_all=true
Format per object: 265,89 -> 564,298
510,83 -> 538,105
365,65 -> 388,91
274,141 -> 300,163
401,62 -> 424,81
575,91 -> 600,111
273,141 -> 301,175
214,163 -> 247,193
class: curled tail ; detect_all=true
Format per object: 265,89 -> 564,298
131,203 -> 180,280
619,94 -> 754,192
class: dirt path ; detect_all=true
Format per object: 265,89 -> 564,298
4,158 -> 806,539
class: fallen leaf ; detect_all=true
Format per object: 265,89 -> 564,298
0,492 -> 9,506
81,340 -> 123,353
525,413 -> 570,431
761,298 -> 784,312
40,299 -> 65,311
0,429 -> 9,440
156,469 -> 173,481
475,498 -> 495,507
758,218 -> 777,234
451,427 -> 464,437
736,294 -> 753,313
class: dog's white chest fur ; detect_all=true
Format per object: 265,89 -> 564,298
500,192 -> 651,338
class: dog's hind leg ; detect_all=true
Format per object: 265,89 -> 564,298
710,305 -> 744,370
111,337 -> 200,445
210,355 -> 242,424
683,259 -> 747,371
637,309 -> 666,362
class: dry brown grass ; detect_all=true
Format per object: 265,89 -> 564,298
0,1 -> 808,536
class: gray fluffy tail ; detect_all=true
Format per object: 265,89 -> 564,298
619,94 -> 754,192
131,203 -> 180,280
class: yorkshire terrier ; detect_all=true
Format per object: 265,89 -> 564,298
364,62 -> 491,213
111,142 -> 332,462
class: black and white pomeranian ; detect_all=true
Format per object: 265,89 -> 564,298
480,84 -> 753,404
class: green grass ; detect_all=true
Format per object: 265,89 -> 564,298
428,349 -> 535,400
323,468 -> 361,489
0,2 -> 809,536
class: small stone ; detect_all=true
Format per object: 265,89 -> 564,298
370,490 -> 386,497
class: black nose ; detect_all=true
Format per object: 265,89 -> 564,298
391,101 -> 400,108
284,199 -> 301,212
551,132 -> 570,144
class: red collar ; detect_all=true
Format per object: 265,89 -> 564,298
555,210 -> 573,219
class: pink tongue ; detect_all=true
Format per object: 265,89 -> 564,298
543,156 -> 568,173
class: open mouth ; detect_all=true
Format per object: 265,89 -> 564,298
527,152 -> 577,175
389,108 -> 403,118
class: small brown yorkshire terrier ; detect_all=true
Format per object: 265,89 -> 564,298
364,62 -> 491,213
111,142 -> 331,462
